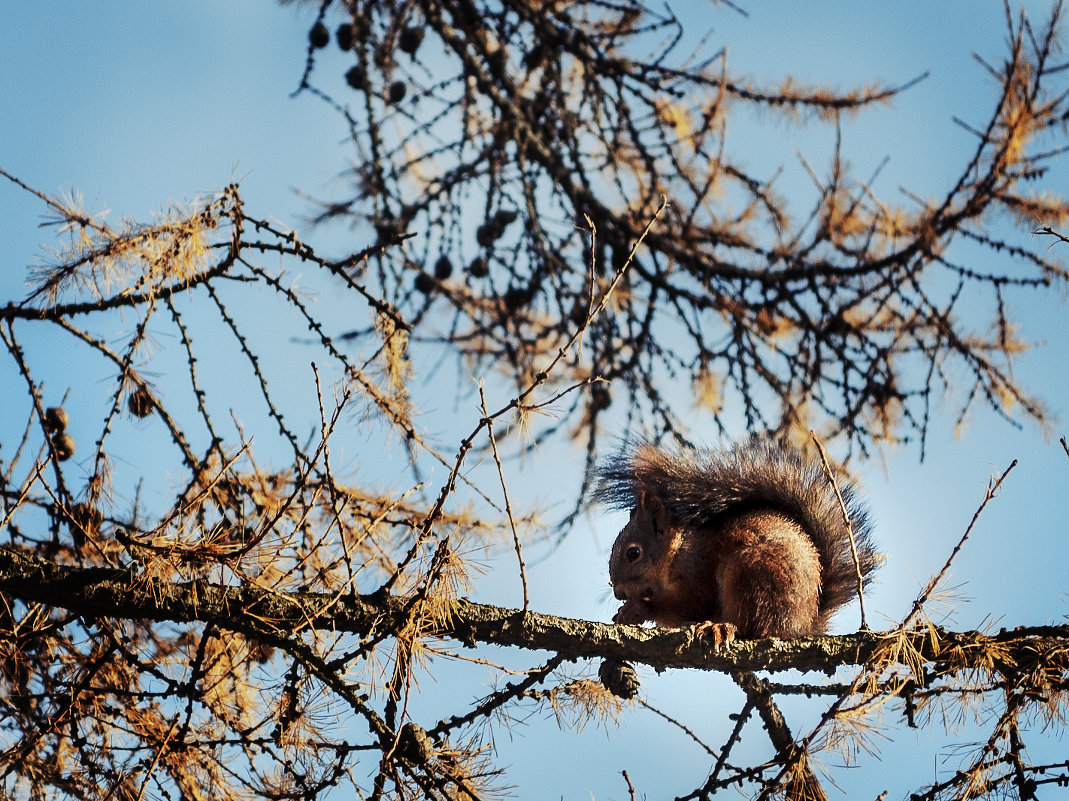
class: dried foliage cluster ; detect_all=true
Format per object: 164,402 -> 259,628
0,169 -> 537,799
1,1 -> 1069,800
294,0 -> 1068,495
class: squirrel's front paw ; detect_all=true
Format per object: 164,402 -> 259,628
694,621 -> 737,649
613,597 -> 651,625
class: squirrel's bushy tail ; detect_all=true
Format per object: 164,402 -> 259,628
596,435 -> 881,620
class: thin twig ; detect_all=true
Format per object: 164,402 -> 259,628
478,380 -> 529,612
810,430 -> 867,630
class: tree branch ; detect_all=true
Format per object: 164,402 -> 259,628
2,545 -> 1064,678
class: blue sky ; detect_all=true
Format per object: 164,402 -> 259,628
3,2 -> 1068,798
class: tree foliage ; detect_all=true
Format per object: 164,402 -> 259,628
297,0 -> 1066,484
2,2 -> 1069,800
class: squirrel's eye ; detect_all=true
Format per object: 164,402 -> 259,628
626,545 -> 641,563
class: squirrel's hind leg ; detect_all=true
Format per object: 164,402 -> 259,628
716,512 -> 824,639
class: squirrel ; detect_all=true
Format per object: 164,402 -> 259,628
596,436 -> 880,643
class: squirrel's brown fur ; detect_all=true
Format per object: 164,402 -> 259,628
597,436 -> 880,641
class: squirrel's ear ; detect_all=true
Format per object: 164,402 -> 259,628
636,490 -> 671,535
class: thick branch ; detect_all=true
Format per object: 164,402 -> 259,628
0,545 -> 1064,676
